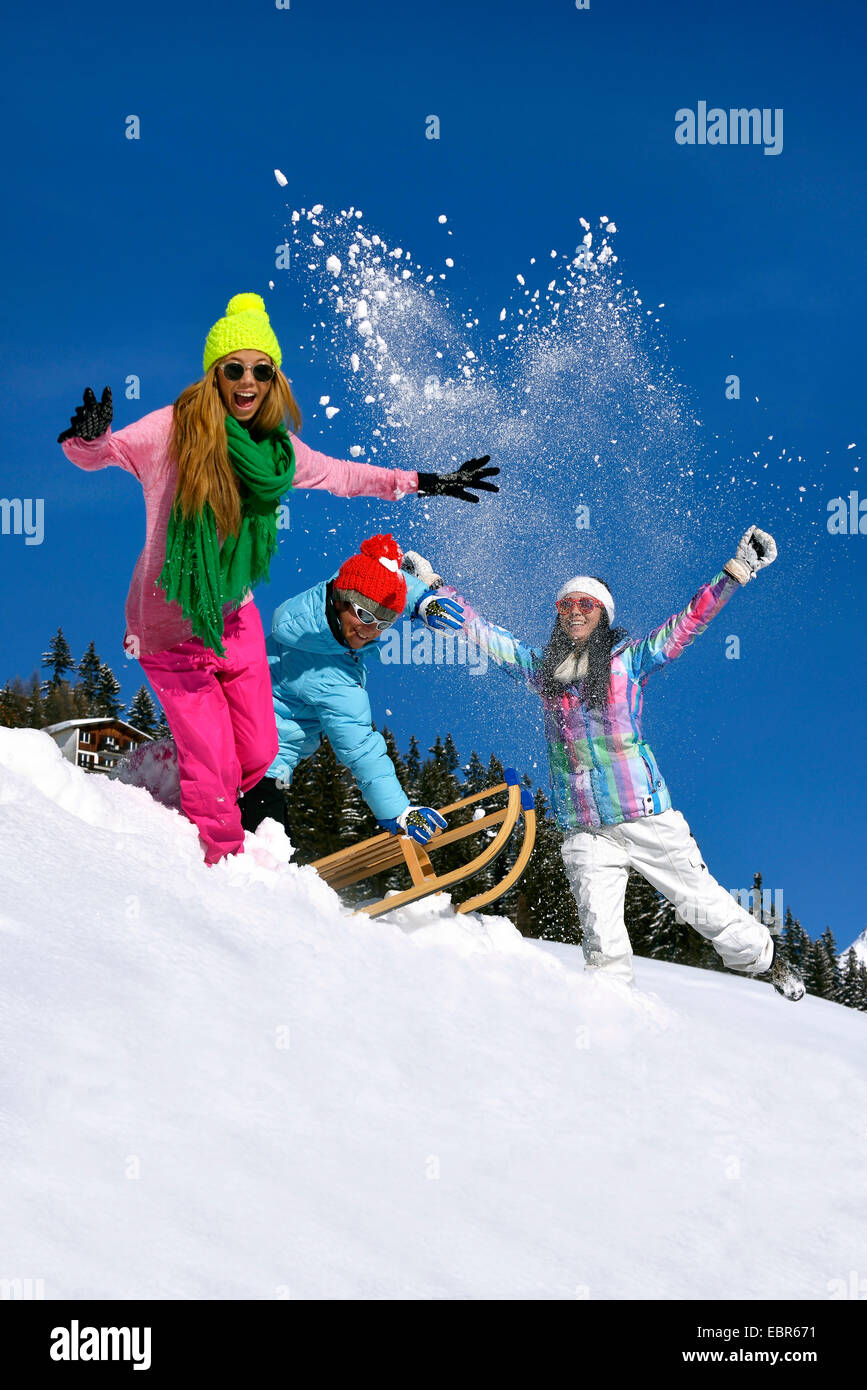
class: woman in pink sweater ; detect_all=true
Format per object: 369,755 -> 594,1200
58,292 -> 497,866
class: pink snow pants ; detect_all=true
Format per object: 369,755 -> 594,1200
139,602 -> 278,865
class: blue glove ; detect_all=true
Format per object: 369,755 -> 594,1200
415,592 -> 465,631
379,805 -> 448,845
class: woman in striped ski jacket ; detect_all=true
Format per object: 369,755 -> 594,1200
442,526 -> 804,1000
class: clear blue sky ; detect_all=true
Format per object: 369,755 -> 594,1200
2,0 -> 865,948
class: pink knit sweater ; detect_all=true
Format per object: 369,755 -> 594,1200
61,405 -> 419,656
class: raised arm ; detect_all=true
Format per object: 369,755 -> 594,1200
58,389 -> 172,487
624,571 -> 739,679
291,438 -> 500,505
290,435 -> 418,502
625,526 -> 778,680
437,584 -> 541,687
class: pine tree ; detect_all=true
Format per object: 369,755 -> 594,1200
634,882 -> 692,965
0,681 -> 15,728
819,926 -> 842,1003
43,680 -> 76,725
839,949 -> 862,1011
94,663 -> 123,719
782,907 -> 810,972
381,727 -> 408,795
803,939 -> 837,1000
128,686 -> 158,737
405,736 -> 421,800
339,766 -> 377,849
417,738 -> 460,817
514,789 -> 582,943
442,733 -> 460,776
282,750 -> 319,861
487,753 -> 505,787
857,962 -> 867,1013
76,641 -> 102,714
25,673 -> 44,728
337,763 -> 380,905
306,738 -> 349,859
0,677 -> 30,728
41,628 -> 75,693
463,751 -> 488,795
624,870 -> 665,958
153,707 -> 172,738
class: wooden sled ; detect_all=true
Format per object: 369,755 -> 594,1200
312,768 -> 537,918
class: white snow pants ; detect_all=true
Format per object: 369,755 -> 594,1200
560,807 -> 774,985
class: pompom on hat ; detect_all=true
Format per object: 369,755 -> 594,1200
555,575 -> 615,624
334,534 -> 407,624
203,292 -> 283,373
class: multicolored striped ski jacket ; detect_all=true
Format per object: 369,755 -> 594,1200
442,570 -> 740,830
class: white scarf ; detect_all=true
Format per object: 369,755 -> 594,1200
552,648 -> 589,685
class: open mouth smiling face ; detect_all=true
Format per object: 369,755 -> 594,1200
215,350 -> 275,420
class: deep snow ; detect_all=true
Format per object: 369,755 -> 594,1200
1,728 -> 865,1300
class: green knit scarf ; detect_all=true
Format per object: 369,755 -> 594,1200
158,414 -> 295,656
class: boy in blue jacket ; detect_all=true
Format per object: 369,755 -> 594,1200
238,534 -> 463,845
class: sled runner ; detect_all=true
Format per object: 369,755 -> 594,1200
312,768 -> 537,917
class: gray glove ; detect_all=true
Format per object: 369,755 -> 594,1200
402,549 -> 444,590
724,526 -> 778,584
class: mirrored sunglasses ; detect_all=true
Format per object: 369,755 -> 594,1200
219,360 -> 277,382
556,595 -> 602,615
349,601 -> 395,631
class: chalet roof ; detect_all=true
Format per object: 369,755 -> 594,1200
43,718 -> 153,740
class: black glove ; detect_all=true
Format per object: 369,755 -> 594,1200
416,455 -> 499,504
57,386 -> 113,444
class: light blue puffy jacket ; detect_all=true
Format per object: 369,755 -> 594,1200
265,571 -> 430,822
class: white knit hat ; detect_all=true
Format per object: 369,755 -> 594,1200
555,575 -> 615,624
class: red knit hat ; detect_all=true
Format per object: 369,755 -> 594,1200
334,534 -> 407,622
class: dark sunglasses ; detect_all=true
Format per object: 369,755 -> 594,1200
219,360 -> 277,382
556,595 -> 601,615
348,600 -> 395,631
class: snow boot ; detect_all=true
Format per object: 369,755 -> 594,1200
758,940 -> 805,1001
239,774 -> 292,837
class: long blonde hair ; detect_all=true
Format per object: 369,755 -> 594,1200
170,365 -> 302,537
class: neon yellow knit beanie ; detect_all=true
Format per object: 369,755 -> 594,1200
202,292 -> 282,373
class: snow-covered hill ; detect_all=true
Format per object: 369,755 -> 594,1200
1,728 -> 865,1300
